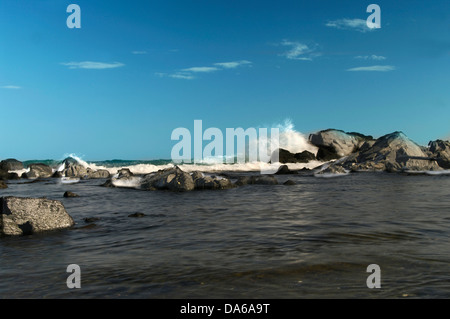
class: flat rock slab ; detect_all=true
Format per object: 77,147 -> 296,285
0,197 -> 74,236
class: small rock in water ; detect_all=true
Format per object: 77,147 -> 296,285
283,180 -> 296,186
64,191 -> 79,198
84,217 -> 100,223
0,181 -> 7,189
128,213 -> 146,218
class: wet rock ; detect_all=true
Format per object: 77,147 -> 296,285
283,180 -> 296,185
235,175 -> 278,186
194,175 -> 234,190
23,163 -> 53,179
0,197 -> 74,236
277,149 -> 316,163
117,168 -> 133,178
0,159 -> 23,171
275,165 -> 296,175
88,169 -> 110,179
128,213 -> 146,218
428,139 -> 450,169
0,170 -> 8,181
84,217 -> 100,223
309,129 -> 373,161
63,191 -> 79,198
0,181 -> 7,189
315,165 -> 349,175
64,163 -> 88,178
140,166 -> 195,192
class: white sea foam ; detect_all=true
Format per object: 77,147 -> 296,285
111,176 -> 142,188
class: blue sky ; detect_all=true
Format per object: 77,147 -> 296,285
0,0 -> 449,160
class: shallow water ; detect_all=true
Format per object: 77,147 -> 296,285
1,172 -> 449,298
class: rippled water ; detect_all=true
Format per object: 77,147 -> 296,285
1,172 -> 449,298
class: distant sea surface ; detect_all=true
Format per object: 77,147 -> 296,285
1,166 -> 450,298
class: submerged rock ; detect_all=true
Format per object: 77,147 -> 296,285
0,181 -> 7,189
283,180 -> 296,185
63,191 -> 79,198
128,213 -> 146,218
0,197 -> 74,236
235,175 -> 278,186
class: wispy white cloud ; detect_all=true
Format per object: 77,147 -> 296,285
155,72 -> 195,80
1,85 -> 21,89
279,40 -> 318,61
347,65 -> 395,72
159,59 -> 252,80
326,18 -> 374,33
61,61 -> 125,69
132,51 -> 148,55
214,60 -> 252,69
181,66 -> 219,73
355,55 -> 386,61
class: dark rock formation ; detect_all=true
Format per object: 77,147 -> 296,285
309,129 -> 374,161
0,181 -> 7,189
140,166 -> 195,192
23,163 -> 53,179
0,197 -> 74,236
128,213 -> 146,218
0,159 -> 23,171
283,180 -> 296,185
275,165 -> 296,175
428,139 -> 450,169
277,148 -> 316,163
63,191 -> 79,198
235,175 -> 278,186
194,175 -> 235,190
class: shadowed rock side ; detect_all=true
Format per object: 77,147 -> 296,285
428,140 -> 450,169
0,197 -> 75,236
309,129 -> 374,161
0,159 -> 24,171
22,163 -> 53,179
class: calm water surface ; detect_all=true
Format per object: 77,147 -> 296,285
1,172 -> 449,298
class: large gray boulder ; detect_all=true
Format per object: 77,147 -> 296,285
428,140 -> 450,169
23,163 -> 53,179
0,159 -> 23,171
309,129 -> 373,161
140,166 -> 195,192
0,197 -> 74,236
64,163 -> 88,178
332,131 -> 442,173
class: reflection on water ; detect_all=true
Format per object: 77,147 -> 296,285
0,173 -> 449,298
